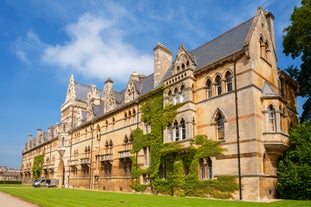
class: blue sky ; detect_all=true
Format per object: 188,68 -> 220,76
0,0 -> 302,168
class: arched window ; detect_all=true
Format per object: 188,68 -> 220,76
268,105 -> 276,131
133,109 -> 137,123
215,76 -> 222,95
225,72 -> 233,92
174,88 -> 179,104
177,66 -> 180,72
181,119 -> 186,140
216,113 -> 225,140
179,85 -> 185,103
206,79 -> 213,98
199,158 -> 205,180
124,135 -> 129,150
124,112 -> 128,124
199,157 -> 213,180
174,120 -> 179,141
168,91 -> 173,105
167,123 -> 173,142
207,158 -> 212,179
128,110 -> 132,124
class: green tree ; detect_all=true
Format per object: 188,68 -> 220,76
283,0 -> 311,122
277,122 -> 311,199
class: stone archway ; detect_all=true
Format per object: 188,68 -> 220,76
58,159 -> 65,187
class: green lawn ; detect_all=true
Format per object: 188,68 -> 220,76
0,186 -> 310,207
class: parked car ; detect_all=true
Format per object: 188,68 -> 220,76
32,179 -> 59,188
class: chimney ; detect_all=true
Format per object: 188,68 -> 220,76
153,43 -> 172,87
37,128 -> 41,139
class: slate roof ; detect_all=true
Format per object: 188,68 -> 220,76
75,82 -> 91,101
190,17 -> 254,70
94,104 -> 104,117
137,74 -> 154,96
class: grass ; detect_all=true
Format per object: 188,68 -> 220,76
0,185 -> 310,207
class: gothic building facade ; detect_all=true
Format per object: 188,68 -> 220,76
21,8 -> 298,200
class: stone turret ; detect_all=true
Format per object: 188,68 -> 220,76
153,43 -> 172,87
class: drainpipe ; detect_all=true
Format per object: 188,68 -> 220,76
89,122 -> 94,190
233,59 -> 242,200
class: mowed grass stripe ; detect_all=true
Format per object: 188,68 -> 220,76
0,186 -> 310,207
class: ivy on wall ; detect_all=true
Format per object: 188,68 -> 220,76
130,88 -> 239,199
32,152 -> 45,180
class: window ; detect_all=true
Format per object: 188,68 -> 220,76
143,147 -> 149,167
206,79 -> 213,98
168,123 -> 173,142
143,174 -> 150,184
199,158 -> 213,180
124,135 -> 129,150
216,113 -> 225,140
145,122 -> 151,134
268,105 -> 276,131
124,112 -> 128,124
133,109 -> 137,123
159,164 -> 166,179
123,161 -> 132,176
259,37 -> 270,61
215,76 -> 222,95
174,120 -> 179,141
168,91 -> 173,105
181,119 -> 186,140
225,72 -> 233,92
104,163 -> 112,177
199,159 -> 205,180
207,158 -> 212,179
179,85 -> 185,103
174,88 -> 179,104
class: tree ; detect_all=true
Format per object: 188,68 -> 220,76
283,0 -> 311,122
277,122 -> 311,199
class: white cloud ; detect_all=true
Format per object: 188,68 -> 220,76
42,12 -> 153,83
13,31 -> 46,64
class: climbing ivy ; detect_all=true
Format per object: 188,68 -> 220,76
32,152 -> 45,180
130,88 -> 239,199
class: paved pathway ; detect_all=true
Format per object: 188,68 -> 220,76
0,191 -> 39,207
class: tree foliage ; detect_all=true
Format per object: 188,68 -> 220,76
277,122 -> 311,199
283,0 -> 311,122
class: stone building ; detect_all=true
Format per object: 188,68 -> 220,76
21,8 -> 298,200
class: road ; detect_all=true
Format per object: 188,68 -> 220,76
0,191 -> 39,207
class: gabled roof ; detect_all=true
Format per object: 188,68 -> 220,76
137,74 -> 154,96
74,82 -> 91,101
190,17 -> 254,70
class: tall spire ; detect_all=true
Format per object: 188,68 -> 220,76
65,74 -> 76,101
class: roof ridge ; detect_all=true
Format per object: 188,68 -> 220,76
191,17 -> 254,53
